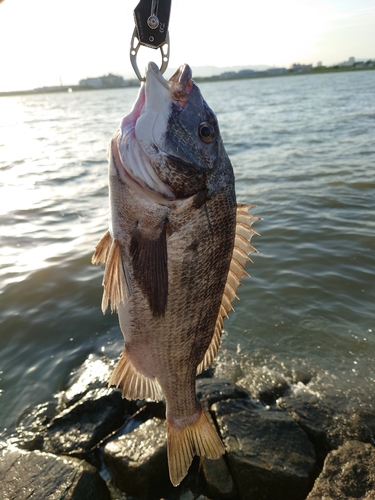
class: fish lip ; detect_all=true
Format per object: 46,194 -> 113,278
169,64 -> 193,91
145,62 -> 194,106
146,61 -> 171,90
145,62 -> 193,96
169,64 -> 194,109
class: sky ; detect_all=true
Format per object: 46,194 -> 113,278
0,0 -> 374,91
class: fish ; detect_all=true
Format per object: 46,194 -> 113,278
92,62 -> 259,486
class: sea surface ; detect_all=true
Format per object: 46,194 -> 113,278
1,70 -> 374,434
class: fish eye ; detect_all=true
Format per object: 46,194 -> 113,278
198,122 -> 215,143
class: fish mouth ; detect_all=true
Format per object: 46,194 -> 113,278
147,61 -> 193,107
113,63 -> 194,199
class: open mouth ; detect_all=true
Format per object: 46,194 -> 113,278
112,63 -> 194,198
120,62 -> 194,135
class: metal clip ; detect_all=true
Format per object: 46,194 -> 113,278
130,0 -> 171,82
130,28 -> 170,82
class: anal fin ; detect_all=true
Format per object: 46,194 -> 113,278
108,350 -> 163,402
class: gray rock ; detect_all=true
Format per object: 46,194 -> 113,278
201,456 -> 236,498
258,376 -> 291,405
178,493 -> 209,500
197,378 -> 246,498
0,444 -> 110,500
58,356 -> 114,410
278,392 -> 334,464
10,401 -> 56,451
43,387 -> 135,455
196,378 -> 250,407
306,440 -> 375,500
103,417 -> 171,499
278,391 -> 375,465
212,398 -> 316,500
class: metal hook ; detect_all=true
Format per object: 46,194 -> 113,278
130,28 -> 170,82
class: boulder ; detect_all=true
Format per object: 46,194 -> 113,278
278,391 -> 375,466
42,387 -> 136,455
212,398 -> 316,500
278,392 -> 334,465
10,401 -> 56,451
103,417 -> 171,499
196,377 -> 250,407
196,378 -> 245,498
258,376 -> 291,405
306,440 -> 375,500
57,356 -> 114,411
0,444 -> 110,500
201,455 -> 236,498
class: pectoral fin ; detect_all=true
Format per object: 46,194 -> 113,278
92,230 -> 112,266
92,232 -> 132,314
130,218 -> 168,317
197,205 -> 260,374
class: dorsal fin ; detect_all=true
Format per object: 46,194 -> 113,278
108,350 -> 163,402
92,231 -> 132,314
196,205 -> 260,374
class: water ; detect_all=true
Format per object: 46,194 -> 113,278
1,71 -> 374,434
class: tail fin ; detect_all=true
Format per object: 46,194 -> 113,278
167,410 -> 225,486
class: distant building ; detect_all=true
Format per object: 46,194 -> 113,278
317,61 -> 322,67
80,77 -> 102,88
220,71 -> 237,78
79,74 -> 127,89
237,69 -> 255,76
267,67 -> 287,75
291,63 -> 313,72
338,57 -> 356,67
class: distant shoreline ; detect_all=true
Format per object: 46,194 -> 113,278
194,65 -> 375,83
1,66 -> 374,97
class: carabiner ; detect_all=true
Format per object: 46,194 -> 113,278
130,0 -> 171,82
130,28 -> 170,82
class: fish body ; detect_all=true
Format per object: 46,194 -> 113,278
93,62 -> 259,486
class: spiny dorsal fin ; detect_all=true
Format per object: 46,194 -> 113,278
92,233 -> 132,314
196,204 -> 260,374
108,350 -> 163,401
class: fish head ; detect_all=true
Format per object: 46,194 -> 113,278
115,62 -> 233,200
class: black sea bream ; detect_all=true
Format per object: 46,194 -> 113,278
93,62 -> 259,486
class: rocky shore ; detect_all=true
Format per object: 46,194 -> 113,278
1,357 -> 375,500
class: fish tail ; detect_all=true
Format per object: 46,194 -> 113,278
167,409 -> 225,486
